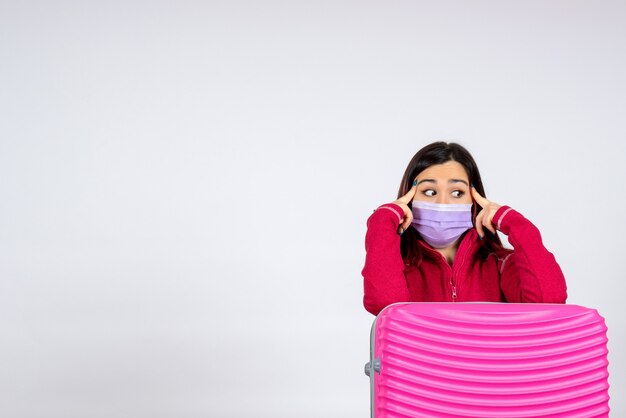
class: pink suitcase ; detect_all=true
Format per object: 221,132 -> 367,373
364,303 -> 610,417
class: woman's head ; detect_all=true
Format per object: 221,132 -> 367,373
399,142 -> 501,260
398,142 -> 486,202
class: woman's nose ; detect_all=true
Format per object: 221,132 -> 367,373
435,194 -> 450,204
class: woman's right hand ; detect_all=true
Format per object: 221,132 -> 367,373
392,180 -> 417,234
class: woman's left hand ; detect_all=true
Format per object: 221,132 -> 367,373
471,187 -> 502,238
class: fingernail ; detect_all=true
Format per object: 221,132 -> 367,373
413,180 -> 417,186
478,234 -> 483,240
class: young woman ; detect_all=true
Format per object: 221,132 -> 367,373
362,142 -> 567,316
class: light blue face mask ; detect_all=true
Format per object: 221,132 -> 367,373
410,201 -> 473,248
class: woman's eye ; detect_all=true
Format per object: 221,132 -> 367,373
423,189 -> 436,197
451,190 -> 465,198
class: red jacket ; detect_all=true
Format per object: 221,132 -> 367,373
362,204 -> 567,316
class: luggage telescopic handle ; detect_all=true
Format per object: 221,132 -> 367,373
364,358 -> 381,376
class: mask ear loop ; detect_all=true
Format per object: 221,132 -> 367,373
471,187 -> 478,226
471,186 -> 481,234
472,203 -> 477,226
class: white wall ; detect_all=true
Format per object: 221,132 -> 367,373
1,1 -> 624,416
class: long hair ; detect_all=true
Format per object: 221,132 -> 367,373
399,141 -> 502,264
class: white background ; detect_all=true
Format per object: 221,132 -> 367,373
1,1 -> 624,417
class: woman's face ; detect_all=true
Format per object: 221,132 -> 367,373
414,161 -> 472,205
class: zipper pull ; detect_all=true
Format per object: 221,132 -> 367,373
451,284 -> 457,301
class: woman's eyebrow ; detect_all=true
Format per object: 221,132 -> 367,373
417,178 -> 469,186
417,179 -> 437,185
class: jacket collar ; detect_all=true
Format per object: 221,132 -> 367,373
416,228 -> 480,262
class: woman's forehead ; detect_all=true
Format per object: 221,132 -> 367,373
417,161 -> 469,182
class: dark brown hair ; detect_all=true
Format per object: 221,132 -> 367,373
399,141 -> 502,263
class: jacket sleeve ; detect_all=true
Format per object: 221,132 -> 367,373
494,206 -> 568,303
362,204 -> 411,315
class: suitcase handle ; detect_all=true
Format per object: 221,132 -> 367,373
364,358 -> 380,377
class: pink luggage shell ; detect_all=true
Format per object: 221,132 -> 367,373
365,303 -> 610,417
